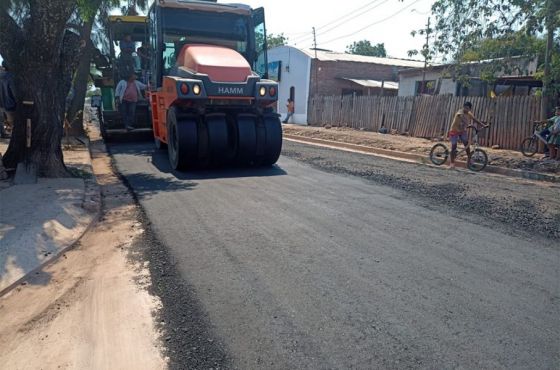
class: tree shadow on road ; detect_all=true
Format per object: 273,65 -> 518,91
119,172 -> 197,200
108,140 -> 288,180
0,180 -> 91,293
107,141 -> 154,157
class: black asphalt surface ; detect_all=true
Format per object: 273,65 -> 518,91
110,139 -> 559,370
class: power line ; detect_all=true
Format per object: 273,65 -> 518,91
290,0 -> 384,43
284,31 -> 312,37
291,0 -> 384,44
320,0 -> 422,46
291,33 -> 314,45
315,0 -> 382,32
311,0 -> 391,41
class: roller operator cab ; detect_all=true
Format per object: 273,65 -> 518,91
148,0 -> 282,170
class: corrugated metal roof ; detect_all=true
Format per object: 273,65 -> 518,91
299,48 -> 425,68
342,78 -> 399,89
399,55 -> 534,74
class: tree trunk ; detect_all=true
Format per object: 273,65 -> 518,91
67,20 -> 95,137
0,1 -> 78,177
3,86 -> 69,178
3,32 -> 80,177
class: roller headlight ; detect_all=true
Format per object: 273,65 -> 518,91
192,84 -> 201,95
259,86 -> 267,97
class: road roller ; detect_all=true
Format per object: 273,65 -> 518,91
148,0 -> 282,170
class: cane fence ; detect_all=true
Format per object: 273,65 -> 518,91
309,95 -> 542,150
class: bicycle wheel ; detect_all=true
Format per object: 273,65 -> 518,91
521,137 -> 538,157
429,143 -> 449,165
468,148 -> 488,171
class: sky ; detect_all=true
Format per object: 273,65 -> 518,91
240,0 -> 435,59
0,0 -> 434,64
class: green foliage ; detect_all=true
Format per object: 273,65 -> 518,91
407,19 -> 433,63
429,0 -> 552,60
267,33 -> 288,48
411,0 -> 560,98
461,33 -> 545,62
77,0 -> 101,21
538,41 -> 560,96
458,32 -> 549,84
427,0 -> 558,61
346,40 -> 387,57
254,27 -> 265,53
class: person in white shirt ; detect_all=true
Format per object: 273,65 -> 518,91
115,73 -> 146,130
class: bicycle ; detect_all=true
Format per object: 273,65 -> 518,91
429,124 -> 489,172
520,121 -> 549,157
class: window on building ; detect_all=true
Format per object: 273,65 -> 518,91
341,89 -> 362,97
415,80 -> 436,95
290,86 -> 295,101
467,79 -> 487,97
456,79 -> 488,97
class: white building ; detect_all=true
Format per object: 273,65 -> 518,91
267,46 -> 425,125
398,56 -> 539,97
267,46 -> 312,125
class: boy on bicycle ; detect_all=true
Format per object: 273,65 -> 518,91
536,106 -> 560,159
546,106 -> 560,161
448,101 -> 488,168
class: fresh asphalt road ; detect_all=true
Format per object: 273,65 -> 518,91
110,140 -> 559,370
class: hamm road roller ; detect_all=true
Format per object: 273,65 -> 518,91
147,0 -> 282,170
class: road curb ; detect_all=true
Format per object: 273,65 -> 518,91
284,134 -> 560,184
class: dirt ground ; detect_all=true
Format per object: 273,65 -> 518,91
283,125 -> 560,174
0,132 -> 167,369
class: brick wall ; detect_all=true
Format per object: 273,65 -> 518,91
309,59 -> 399,96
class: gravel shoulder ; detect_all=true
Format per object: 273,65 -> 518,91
283,125 -> 560,174
282,140 -> 560,240
0,127 -> 166,370
126,205 -> 231,370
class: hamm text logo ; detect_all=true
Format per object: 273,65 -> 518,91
217,87 -> 244,95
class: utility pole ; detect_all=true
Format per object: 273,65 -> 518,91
313,27 -> 318,97
312,27 -> 318,58
420,17 -> 430,95
541,0 -> 555,119
541,27 -> 553,119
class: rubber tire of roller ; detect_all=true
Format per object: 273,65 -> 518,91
206,114 -> 231,166
167,107 -> 198,170
236,115 -> 257,165
262,115 -> 282,165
